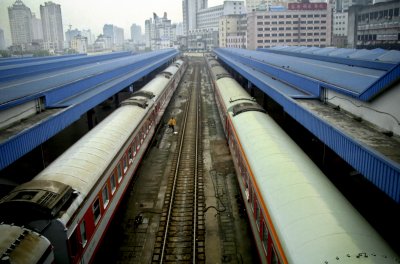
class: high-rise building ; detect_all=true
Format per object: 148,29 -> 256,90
130,24 -> 142,44
182,0 -> 209,35
103,24 -> 125,48
0,29 -> 6,50
65,28 -> 81,45
145,12 -> 173,50
81,29 -> 95,45
40,1 -> 64,52
8,0 -> 33,47
31,13 -> 43,41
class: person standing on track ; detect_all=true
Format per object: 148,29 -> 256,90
168,117 -> 177,133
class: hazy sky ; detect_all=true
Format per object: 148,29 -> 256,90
0,0 -> 223,45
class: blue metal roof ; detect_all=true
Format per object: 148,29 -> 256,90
0,49 -> 179,170
0,51 -> 131,83
0,51 -> 170,110
220,48 -> 400,101
214,48 -> 400,204
0,53 -> 85,67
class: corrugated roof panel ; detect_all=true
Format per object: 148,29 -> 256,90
377,50 -> 400,63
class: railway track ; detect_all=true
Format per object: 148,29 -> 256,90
152,62 -> 205,263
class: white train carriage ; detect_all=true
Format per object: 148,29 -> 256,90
0,59 -> 186,264
208,58 -> 399,264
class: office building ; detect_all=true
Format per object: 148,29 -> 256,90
219,14 -> 247,48
347,1 -> 400,49
40,1 -> 64,52
247,2 -> 332,49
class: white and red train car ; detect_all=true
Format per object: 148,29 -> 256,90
206,56 -> 399,264
0,59 -> 186,264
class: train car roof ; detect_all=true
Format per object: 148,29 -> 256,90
231,111 -> 399,263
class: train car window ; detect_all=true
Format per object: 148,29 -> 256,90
123,154 -> 128,174
93,198 -> 101,225
117,163 -> 123,183
128,146 -> 133,164
250,187 -> 255,212
262,222 -> 269,254
271,248 -> 279,264
256,200 -> 261,230
133,140 -> 137,157
110,173 -> 117,194
80,220 -> 87,248
69,231 -> 80,259
102,185 -> 109,209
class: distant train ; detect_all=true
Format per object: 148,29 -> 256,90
206,56 -> 399,264
0,59 -> 186,264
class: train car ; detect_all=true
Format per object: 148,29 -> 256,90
0,59 -> 186,264
0,224 -> 54,264
206,56 -> 399,264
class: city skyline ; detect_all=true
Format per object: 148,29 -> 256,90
0,0 -> 223,46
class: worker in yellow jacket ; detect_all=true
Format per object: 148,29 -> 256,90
168,117 -> 176,132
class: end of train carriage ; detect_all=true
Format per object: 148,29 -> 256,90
0,224 -> 55,264
0,180 -> 75,222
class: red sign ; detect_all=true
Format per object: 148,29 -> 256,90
288,2 -> 327,10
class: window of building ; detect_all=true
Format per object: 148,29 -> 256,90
257,16 -> 263,19
321,14 -> 326,17
102,185 -> 109,208
257,40 -> 263,43
279,27 -> 284,30
307,26 -> 313,30
93,198 -> 101,225
315,14 -> 320,18
264,33 -> 270,37
286,21 -> 292,24
293,15 -> 298,18
286,33 -> 291,36
286,27 -> 292,30
279,21 -> 284,24
279,39 -> 284,42
286,15 -> 292,18
257,22 -> 263,25
301,15 -> 306,18
394,8 -> 399,17
307,21 -> 313,24
265,21 -> 270,25
258,34 -> 263,37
